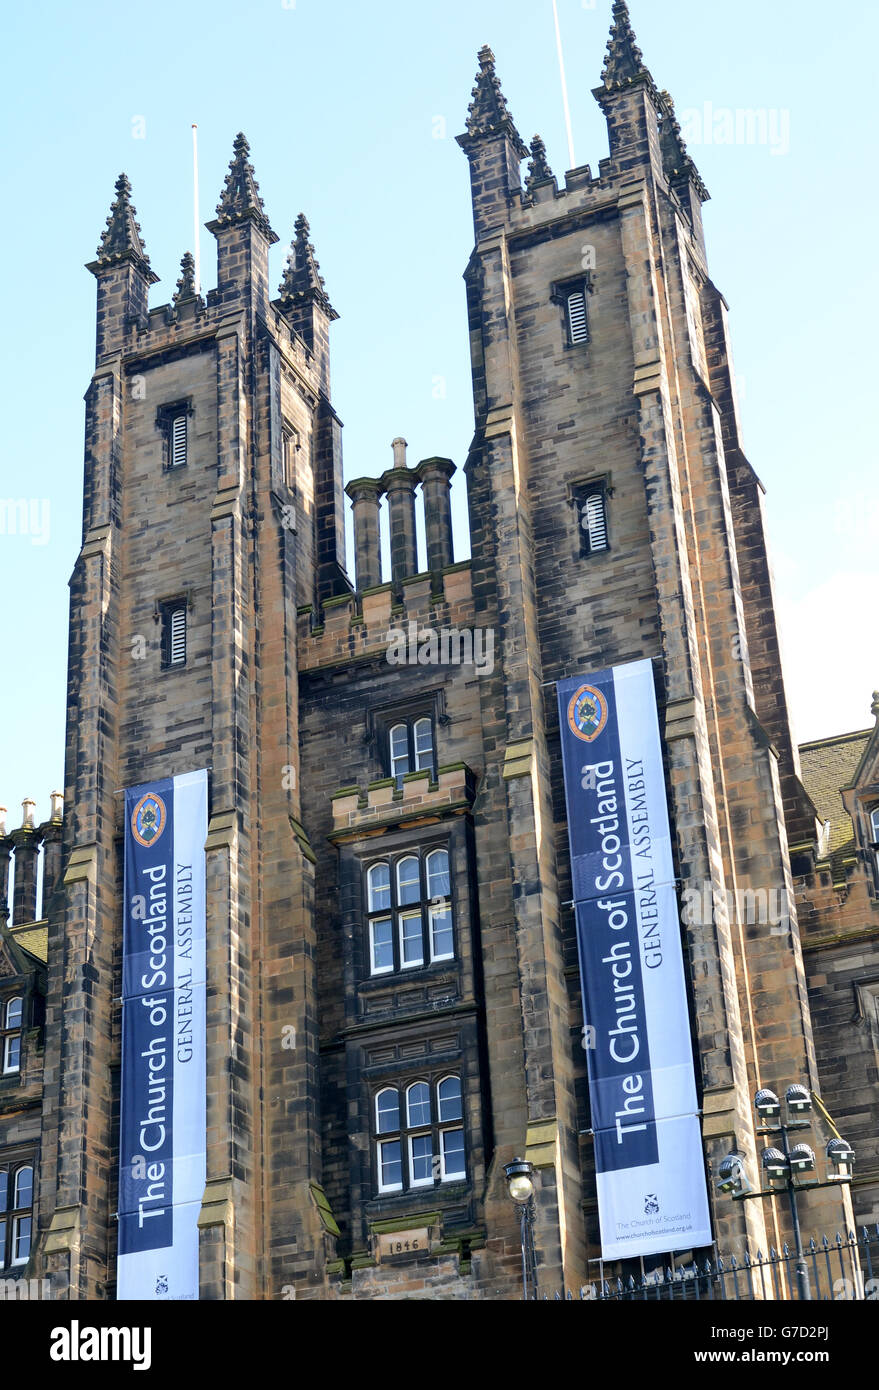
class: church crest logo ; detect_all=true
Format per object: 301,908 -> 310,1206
567,685 -> 608,744
644,1194 -> 660,1216
131,793 -> 167,847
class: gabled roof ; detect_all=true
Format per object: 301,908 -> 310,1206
799,729 -> 871,875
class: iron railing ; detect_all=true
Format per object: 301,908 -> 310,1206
542,1226 -> 879,1301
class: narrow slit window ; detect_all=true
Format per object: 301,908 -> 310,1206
566,289 -> 589,345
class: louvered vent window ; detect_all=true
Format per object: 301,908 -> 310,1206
170,413 -> 187,468
574,483 -> 610,557
567,289 -> 589,345
161,601 -> 188,668
583,493 -> 608,552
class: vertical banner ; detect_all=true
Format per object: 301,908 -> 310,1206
118,769 -> 207,1300
557,660 -> 711,1260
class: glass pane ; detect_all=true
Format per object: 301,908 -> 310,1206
410,1134 -> 433,1185
368,863 -> 390,913
4,1035 -> 20,1072
414,720 -> 434,774
872,807 -> 879,840
437,1076 -> 462,1123
13,1215 -> 31,1262
14,1167 -> 32,1211
0,1171 -> 7,1214
0,1219 -> 5,1259
379,1141 -> 402,1190
430,906 -> 454,961
390,725 -> 409,781
396,856 -> 421,906
376,1089 -> 400,1135
426,850 -> 450,898
370,918 -> 393,974
406,1082 -> 431,1128
399,912 -> 424,967
5,998 -> 22,1029
441,1129 -> 466,1180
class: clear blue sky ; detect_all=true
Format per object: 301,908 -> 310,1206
1,0 -> 877,831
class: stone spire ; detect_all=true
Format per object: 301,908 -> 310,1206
212,132 -> 278,242
278,214 -> 336,319
172,251 -> 199,307
658,92 -> 710,203
461,45 -> 527,155
91,173 -> 158,282
599,1 -> 656,96
525,135 -> 554,194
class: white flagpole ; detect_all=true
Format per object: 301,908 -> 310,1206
192,123 -> 201,295
552,0 -> 577,171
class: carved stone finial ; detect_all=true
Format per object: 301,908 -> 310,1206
461,45 -> 527,155
213,132 -> 277,242
172,252 -> 198,306
525,135 -> 554,194
278,213 -> 336,318
601,0 -> 649,90
871,691 -> 879,719
92,173 -> 158,281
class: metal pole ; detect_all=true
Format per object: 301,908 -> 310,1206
780,1121 -> 811,1301
192,123 -> 201,296
551,0 -> 577,170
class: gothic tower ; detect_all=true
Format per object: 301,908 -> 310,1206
36,138 -> 343,1298
28,3 -> 857,1302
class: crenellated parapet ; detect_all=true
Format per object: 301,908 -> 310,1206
330,763 -> 477,841
297,561 -> 474,673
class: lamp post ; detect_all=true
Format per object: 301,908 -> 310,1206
504,1157 -> 538,1301
716,1085 -> 856,1302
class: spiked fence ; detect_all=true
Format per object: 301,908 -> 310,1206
540,1226 -> 879,1301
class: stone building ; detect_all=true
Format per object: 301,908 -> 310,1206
0,1 -> 876,1299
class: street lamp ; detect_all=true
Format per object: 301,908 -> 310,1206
504,1157 -> 538,1300
717,1083 -> 856,1302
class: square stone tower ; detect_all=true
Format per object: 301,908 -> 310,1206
29,3 -> 857,1301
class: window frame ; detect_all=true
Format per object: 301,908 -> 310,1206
156,399 -> 194,472
572,479 -> 611,558
1,996 -> 23,1075
364,845 -> 454,978
551,274 -> 593,349
159,597 -> 189,669
371,1075 -> 467,1197
387,717 -> 436,788
0,1160 -> 34,1271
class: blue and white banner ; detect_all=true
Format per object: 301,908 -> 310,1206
557,660 -> 711,1261
118,769 -> 207,1300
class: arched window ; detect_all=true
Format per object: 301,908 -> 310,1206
389,724 -> 409,785
375,1090 -> 403,1193
406,1082 -> 431,1129
386,718 -> 435,787
367,863 -> 393,975
437,1077 -> 465,1181
871,807 -> 879,846
426,849 -> 453,962
414,719 -> 435,777
2,997 -> 22,1074
372,1076 -> 467,1195
582,493 -> 608,553
365,847 -> 455,977
0,1163 -> 34,1268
